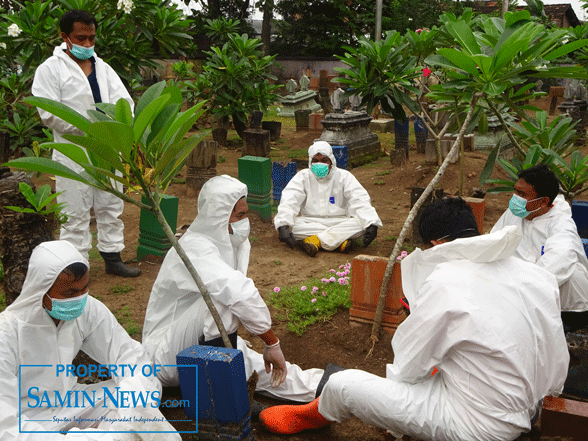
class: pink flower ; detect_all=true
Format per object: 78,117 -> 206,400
416,28 -> 423,33
401,251 -> 408,257
322,292 -> 327,296
273,287 -> 280,293
330,276 -> 336,282
301,286 -> 307,291
316,308 -> 319,311
338,277 -> 346,285
311,298 -> 317,303
339,265 -> 344,269
330,269 -> 336,273
312,286 -> 319,293
344,269 -> 350,275
321,278 -> 329,283
422,67 -> 432,77
336,271 -> 344,277
345,263 -> 351,270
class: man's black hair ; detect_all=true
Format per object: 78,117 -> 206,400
62,262 -> 89,281
419,197 -> 480,244
60,9 -> 97,35
518,164 -> 560,205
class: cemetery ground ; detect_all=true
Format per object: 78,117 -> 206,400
14,109 -> 588,440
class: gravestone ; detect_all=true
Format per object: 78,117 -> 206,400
315,88 -> 381,166
272,161 -> 297,205
242,129 -> 271,157
186,140 -> 217,193
278,76 -> 322,117
238,156 -> 272,221
177,345 -> 253,440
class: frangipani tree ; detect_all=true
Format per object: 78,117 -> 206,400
337,9 -> 588,351
4,81 -> 234,348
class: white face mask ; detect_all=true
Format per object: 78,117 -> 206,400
229,218 -> 250,248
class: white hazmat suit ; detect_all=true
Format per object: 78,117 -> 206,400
0,241 -> 179,440
491,194 -> 588,312
32,43 -> 133,259
142,175 -> 322,401
273,141 -> 382,250
318,226 -> 569,441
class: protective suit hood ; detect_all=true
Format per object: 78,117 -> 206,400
308,141 -> 337,181
187,175 -> 249,265
401,225 -> 522,308
4,240 -> 88,326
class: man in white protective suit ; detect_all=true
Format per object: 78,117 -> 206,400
31,9 -> 140,278
274,141 -> 382,257
260,197 -> 569,441
142,175 -> 324,403
0,240 -> 180,440
491,163 -> 588,332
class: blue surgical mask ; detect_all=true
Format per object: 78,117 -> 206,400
46,292 -> 88,321
311,163 -> 329,178
230,218 -> 250,248
67,37 -> 94,60
509,194 -> 542,218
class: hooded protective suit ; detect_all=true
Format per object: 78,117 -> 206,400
318,226 -> 568,441
273,141 -> 382,250
142,175 -> 322,401
491,194 -> 588,312
0,241 -> 179,440
31,43 -> 134,259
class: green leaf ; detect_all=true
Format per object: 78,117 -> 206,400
23,96 -> 91,133
544,39 -> 588,61
35,184 -> 51,207
479,138 -> 502,184
18,182 -> 38,209
86,122 -> 135,162
4,157 -> 90,184
61,136 -> 125,174
135,81 -> 166,117
133,94 -> 171,143
115,99 -> 134,125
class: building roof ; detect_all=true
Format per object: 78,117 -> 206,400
471,2 -> 581,27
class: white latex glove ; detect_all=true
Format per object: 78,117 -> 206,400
262,340 -> 287,387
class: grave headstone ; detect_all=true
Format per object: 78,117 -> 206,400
137,195 -> 179,261
278,76 -> 322,117
272,161 -> 297,205
238,156 -> 272,220
176,345 -> 253,440
242,129 -> 271,157
332,146 -> 348,170
186,140 -> 217,193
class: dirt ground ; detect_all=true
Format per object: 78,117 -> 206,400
22,107 -> 588,440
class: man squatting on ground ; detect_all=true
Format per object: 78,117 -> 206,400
491,163 -> 588,333
32,9 -> 140,278
260,197 -> 569,441
0,241 -> 179,440
274,141 -> 382,256
142,175 -> 324,401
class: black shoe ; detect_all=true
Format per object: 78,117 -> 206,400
100,252 -> 141,277
315,363 -> 347,398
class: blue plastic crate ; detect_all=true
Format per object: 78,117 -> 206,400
272,161 -> 297,201
332,146 -> 348,170
572,200 -> 588,239
394,119 -> 409,152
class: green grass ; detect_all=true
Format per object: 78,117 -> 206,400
172,177 -> 186,184
218,154 -> 227,163
273,260 -> 282,265
268,263 -> 352,335
0,290 -> 5,313
287,148 -> 308,159
115,305 -> 141,337
249,236 -> 259,243
89,231 -> 100,260
376,170 -> 391,176
374,180 -> 385,185
0,260 -> 3,282
110,284 -> 134,295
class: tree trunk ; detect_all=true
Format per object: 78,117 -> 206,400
233,114 -> 247,139
261,0 -> 273,56
0,168 -> 55,306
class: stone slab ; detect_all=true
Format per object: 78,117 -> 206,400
369,119 -> 394,133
